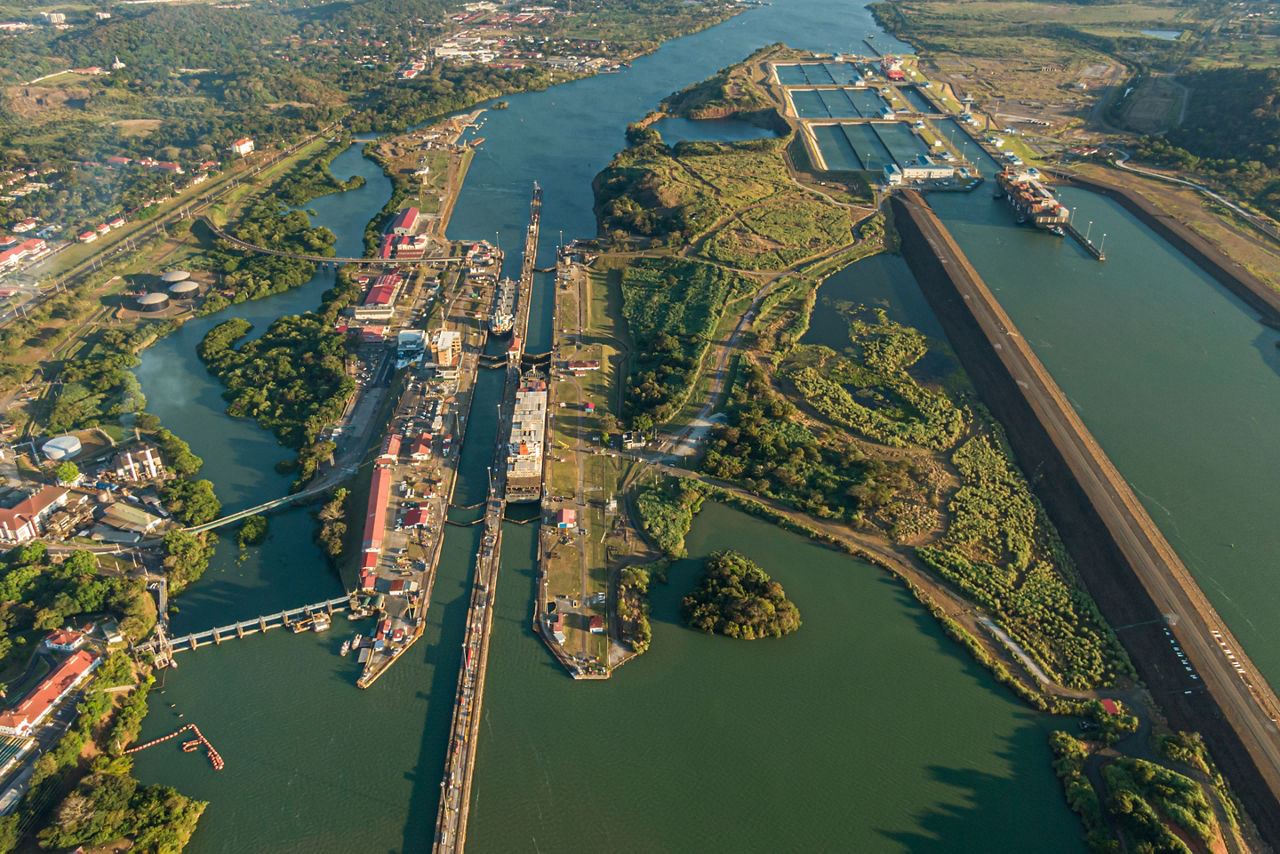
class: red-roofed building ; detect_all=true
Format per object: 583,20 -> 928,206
78,231 -> 97,244
106,156 -> 132,167
549,613 -> 565,643
0,486 -> 68,544
0,238 -> 47,270
363,467 -> 391,557
364,283 -> 397,306
588,615 -> 604,634
389,207 -> 419,235
555,508 -> 576,529
360,569 -> 378,591
0,650 -> 100,737
230,138 -> 255,157
43,629 -> 86,652
1099,699 -> 1120,715
403,506 -> 429,528
410,433 -> 432,460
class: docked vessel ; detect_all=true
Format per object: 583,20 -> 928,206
489,278 -> 516,335
995,169 -> 1068,233
505,372 -> 548,503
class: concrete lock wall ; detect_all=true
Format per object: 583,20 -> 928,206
891,191 -> 1280,844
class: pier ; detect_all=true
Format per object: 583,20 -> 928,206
133,595 -> 350,659
1063,220 -> 1106,260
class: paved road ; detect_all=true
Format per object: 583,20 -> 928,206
900,191 -> 1280,812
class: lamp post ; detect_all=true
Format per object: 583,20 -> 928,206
1085,220 -> 1093,241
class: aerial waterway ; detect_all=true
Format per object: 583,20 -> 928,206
926,131 -> 1280,696
114,0 -> 1276,848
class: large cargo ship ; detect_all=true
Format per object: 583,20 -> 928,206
489,278 -> 516,336
505,373 -> 547,503
994,169 -> 1068,233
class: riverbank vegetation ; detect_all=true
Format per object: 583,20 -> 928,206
781,310 -> 966,451
314,488 -> 350,569
617,565 -> 656,653
0,652 -> 203,854
198,313 -> 353,486
1105,757 -> 1221,852
633,478 -> 704,557
33,661 -> 204,854
682,549 -> 800,639
920,431 -> 1123,689
702,360 -> 938,532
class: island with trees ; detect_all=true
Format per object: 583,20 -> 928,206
682,550 -> 801,639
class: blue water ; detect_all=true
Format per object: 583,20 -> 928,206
650,116 -> 778,145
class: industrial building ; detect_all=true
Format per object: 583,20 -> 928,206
41,435 -> 81,460
135,292 -> 169,312
390,207 -> 420,235
431,329 -> 462,379
107,443 -> 163,482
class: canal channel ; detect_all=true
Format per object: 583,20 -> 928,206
124,0 -> 1280,849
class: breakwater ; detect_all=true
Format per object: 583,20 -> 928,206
892,190 -> 1280,844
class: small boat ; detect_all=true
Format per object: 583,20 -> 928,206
340,640 -> 351,657
469,137 -> 485,147
1050,225 -> 1065,236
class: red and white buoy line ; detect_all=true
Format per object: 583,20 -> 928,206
124,723 -> 224,770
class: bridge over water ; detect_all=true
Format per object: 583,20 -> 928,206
134,595 -> 352,658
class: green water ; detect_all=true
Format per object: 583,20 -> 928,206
469,504 -> 1083,853
927,179 -> 1280,689
123,2 -> 1107,848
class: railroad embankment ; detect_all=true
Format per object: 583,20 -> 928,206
891,191 -> 1280,845
1053,169 -> 1280,326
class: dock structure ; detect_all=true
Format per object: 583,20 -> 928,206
433,181 -> 543,853
1062,220 -> 1106,260
355,248 -> 494,689
133,595 -> 351,660
513,182 -> 541,346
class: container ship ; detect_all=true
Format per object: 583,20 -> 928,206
489,278 -> 516,335
505,372 -> 548,503
994,169 -> 1068,234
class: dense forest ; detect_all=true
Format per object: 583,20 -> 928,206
0,546 -> 154,687
1133,67 -> 1280,218
702,361 -> 931,525
682,549 -> 801,639
198,313 -> 353,485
